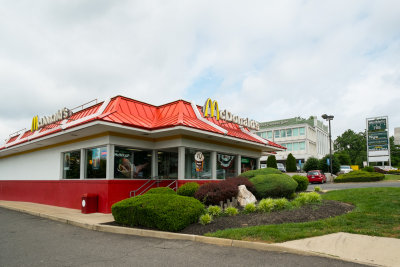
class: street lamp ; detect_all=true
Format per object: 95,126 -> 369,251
322,114 -> 334,177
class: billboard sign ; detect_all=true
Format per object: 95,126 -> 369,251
366,116 -> 390,164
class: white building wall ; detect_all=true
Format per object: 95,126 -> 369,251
0,136 -> 109,180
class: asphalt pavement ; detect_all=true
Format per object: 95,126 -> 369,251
0,207 -> 365,267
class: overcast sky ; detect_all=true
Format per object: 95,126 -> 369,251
1,0 -> 399,143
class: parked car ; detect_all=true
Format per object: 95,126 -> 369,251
339,165 -> 352,175
307,170 -> 327,184
277,163 -> 286,172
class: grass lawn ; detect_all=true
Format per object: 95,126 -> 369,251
206,187 -> 400,243
384,174 -> 400,181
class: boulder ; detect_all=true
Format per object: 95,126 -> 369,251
237,185 -> 257,207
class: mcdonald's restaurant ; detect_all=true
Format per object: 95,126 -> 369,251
0,96 -> 284,213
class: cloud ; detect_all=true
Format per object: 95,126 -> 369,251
0,0 -> 399,141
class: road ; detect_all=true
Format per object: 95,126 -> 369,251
307,180 -> 400,191
0,208 -> 366,267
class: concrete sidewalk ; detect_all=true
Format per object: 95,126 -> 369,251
1,200 -> 400,267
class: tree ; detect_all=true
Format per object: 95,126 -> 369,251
266,155 -> 277,169
334,129 -> 367,167
303,157 -> 319,172
286,153 -> 297,172
319,154 -> 340,174
390,136 -> 400,167
334,151 -> 351,165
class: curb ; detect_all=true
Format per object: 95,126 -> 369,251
0,203 -> 374,266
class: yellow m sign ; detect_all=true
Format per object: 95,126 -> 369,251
202,98 -> 219,120
31,116 -> 39,132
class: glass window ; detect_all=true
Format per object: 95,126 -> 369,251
292,128 -> 299,136
158,151 -> 178,179
217,153 -> 236,179
114,146 -> 152,179
281,129 -> 286,137
241,157 -> 256,173
293,142 -> 299,151
185,149 -> 211,179
287,143 -> 293,151
286,129 -> 292,137
260,132 -> 267,138
300,142 -> 306,150
299,127 -> 305,135
267,131 -> 273,139
63,150 -> 80,179
86,147 -> 107,179
275,130 -> 280,138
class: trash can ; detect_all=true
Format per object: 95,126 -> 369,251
81,193 -> 98,214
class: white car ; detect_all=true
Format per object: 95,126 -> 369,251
339,165 -> 352,174
277,163 -> 286,172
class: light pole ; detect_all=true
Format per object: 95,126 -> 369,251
322,114 -> 334,177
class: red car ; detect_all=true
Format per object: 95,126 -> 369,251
307,170 -> 327,184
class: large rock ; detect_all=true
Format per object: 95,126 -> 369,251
237,185 -> 257,207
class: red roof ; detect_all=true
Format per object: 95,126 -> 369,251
2,96 -> 284,150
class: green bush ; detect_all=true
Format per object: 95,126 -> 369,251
207,205 -> 222,216
240,168 -> 282,179
266,155 -> 278,169
286,153 -> 297,172
177,182 -> 199,197
387,170 -> 400,175
249,174 -> 298,199
319,154 -> 340,174
334,170 -> 385,183
273,198 -> 291,210
224,207 -> 239,216
303,157 -> 320,172
199,214 -> 212,225
292,192 -> 322,206
314,186 -> 321,192
146,187 -> 176,195
258,198 -> 275,212
292,175 -> 309,192
361,166 -> 375,172
244,203 -> 257,213
111,194 -> 204,232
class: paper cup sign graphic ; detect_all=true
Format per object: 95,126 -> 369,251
194,152 -> 204,172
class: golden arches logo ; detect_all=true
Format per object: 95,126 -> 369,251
203,98 -> 219,120
31,116 -> 39,132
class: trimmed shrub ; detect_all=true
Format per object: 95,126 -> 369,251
273,198 -> 291,210
111,194 -> 204,232
224,207 -> 239,216
194,182 -> 238,205
286,153 -> 297,172
388,170 -> 400,175
292,175 -> 309,192
146,187 -> 176,195
266,155 -> 278,169
314,186 -> 321,192
199,214 -> 212,225
244,203 -> 257,213
361,166 -> 375,172
334,170 -> 385,183
374,167 -> 387,174
258,198 -> 275,212
249,174 -> 298,199
225,176 -> 256,195
207,205 -> 222,217
177,182 -> 199,197
240,168 -> 282,179
303,157 -> 320,172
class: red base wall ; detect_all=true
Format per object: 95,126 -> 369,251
0,179 -> 220,213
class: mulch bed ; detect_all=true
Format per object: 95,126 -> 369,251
105,200 -> 354,235
181,200 -> 354,235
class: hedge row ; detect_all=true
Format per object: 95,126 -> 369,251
334,170 -> 384,183
111,193 -> 204,232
